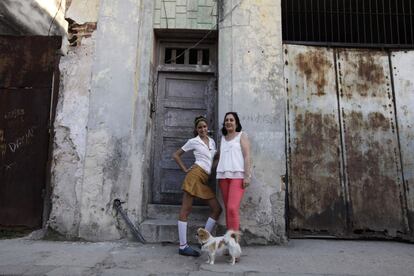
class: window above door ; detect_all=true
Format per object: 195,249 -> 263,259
158,42 -> 216,73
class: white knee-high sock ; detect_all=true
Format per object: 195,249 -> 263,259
178,220 -> 188,249
204,217 -> 216,233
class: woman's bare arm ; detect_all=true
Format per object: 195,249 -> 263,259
173,148 -> 190,173
240,132 -> 251,188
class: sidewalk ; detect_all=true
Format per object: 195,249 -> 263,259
0,236 -> 413,276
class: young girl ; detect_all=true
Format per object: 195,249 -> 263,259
173,116 -> 222,257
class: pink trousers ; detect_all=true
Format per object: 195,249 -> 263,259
219,179 -> 244,230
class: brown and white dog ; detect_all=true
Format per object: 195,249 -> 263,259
196,228 -> 242,265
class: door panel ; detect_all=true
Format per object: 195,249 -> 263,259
0,36 -> 60,228
285,45 -> 410,239
392,51 -> 414,233
152,73 -> 216,204
337,49 -> 406,235
285,45 -> 347,236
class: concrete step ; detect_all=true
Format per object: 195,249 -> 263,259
140,218 -> 206,244
147,204 -> 210,221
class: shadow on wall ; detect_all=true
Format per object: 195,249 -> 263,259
0,0 -> 67,36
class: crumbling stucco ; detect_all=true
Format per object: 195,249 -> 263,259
49,35 -> 95,238
75,0 -> 153,241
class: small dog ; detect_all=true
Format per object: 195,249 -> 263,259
196,227 -> 242,265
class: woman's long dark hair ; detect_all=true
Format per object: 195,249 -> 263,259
193,115 -> 208,137
221,112 -> 242,135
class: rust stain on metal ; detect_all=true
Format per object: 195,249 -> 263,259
0,36 -> 60,228
291,111 -> 345,231
368,112 -> 390,131
357,55 -> 385,85
345,136 -> 402,229
295,51 -> 332,96
0,36 -> 61,88
344,111 -> 390,132
339,49 -> 404,232
338,50 -> 387,99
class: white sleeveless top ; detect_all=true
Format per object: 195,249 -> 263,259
216,131 -> 244,179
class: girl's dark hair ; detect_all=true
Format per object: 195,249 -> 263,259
193,116 -> 208,137
221,112 -> 242,135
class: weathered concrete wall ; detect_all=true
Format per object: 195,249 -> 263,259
49,35 -> 95,238
153,0 -> 217,29
48,0 -> 100,238
218,0 -> 286,244
65,0 -> 100,23
77,0 -> 154,241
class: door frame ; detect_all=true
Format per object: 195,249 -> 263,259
150,33 -> 218,205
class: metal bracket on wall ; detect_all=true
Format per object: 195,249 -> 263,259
113,199 -> 146,243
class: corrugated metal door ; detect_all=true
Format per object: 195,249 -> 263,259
285,45 -> 347,236
0,36 -> 60,228
392,51 -> 414,233
337,49 -> 406,237
285,45 -> 412,240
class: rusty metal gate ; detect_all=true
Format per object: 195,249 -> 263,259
285,45 -> 414,240
0,36 -> 61,229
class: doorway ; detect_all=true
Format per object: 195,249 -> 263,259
151,37 -> 217,205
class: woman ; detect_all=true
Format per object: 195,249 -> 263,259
216,112 -> 251,232
173,116 -> 222,257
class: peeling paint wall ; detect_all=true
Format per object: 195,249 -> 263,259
219,0 -> 286,244
153,0 -> 217,29
49,35 -> 95,238
48,0 -> 154,241
48,0 -> 100,238
77,0 -> 154,241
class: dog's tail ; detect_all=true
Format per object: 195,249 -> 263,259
224,230 -> 241,244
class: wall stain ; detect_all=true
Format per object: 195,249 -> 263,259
357,54 -> 385,85
295,50 -> 331,96
344,116 -> 402,230
290,111 -> 344,232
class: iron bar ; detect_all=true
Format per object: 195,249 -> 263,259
113,199 -> 146,243
282,0 -> 413,48
395,1 -> 401,44
410,0 -> 414,45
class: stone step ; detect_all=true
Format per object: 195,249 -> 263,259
140,218 -> 206,244
147,204 -> 211,221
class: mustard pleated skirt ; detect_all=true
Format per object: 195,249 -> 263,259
182,165 -> 215,199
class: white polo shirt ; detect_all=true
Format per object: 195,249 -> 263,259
181,136 -> 216,174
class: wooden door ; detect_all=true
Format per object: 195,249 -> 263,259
152,73 -> 216,204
